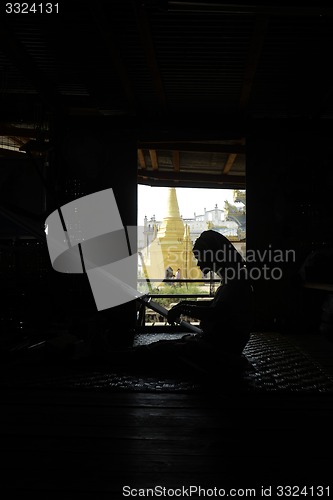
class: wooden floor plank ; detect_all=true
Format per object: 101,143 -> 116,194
1,383 -> 333,494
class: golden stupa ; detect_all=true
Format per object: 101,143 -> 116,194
145,187 -> 201,283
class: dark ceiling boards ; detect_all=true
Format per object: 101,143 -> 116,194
1,2 -> 333,188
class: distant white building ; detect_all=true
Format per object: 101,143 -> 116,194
182,203 -> 239,245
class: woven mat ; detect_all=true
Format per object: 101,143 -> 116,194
243,332 -> 333,392
1,332 -> 333,393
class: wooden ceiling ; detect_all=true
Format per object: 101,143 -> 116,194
137,138 -> 246,188
1,1 -> 333,188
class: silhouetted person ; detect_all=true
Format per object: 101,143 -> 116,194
89,230 -> 254,379
175,268 -> 182,286
164,265 -> 175,286
167,230 -> 253,357
165,266 -> 174,280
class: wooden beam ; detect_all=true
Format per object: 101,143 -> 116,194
0,125 -> 45,139
138,169 -> 245,187
90,1 -> 136,111
138,177 -> 245,190
239,13 -> 269,113
138,128 -> 246,142
222,153 -> 237,174
0,147 -> 26,159
149,149 -> 158,170
168,3 -> 333,16
138,142 -> 246,154
8,137 -> 26,148
135,3 -> 168,114
173,150 -> 180,172
138,149 -> 146,169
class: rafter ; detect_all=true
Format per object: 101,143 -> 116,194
172,150 -> 180,172
138,142 -> 245,155
8,136 -> 26,148
138,149 -> 146,169
222,153 -> 237,174
90,1 -> 136,111
0,146 -> 26,158
138,169 -> 245,188
0,125 -> 45,139
149,149 -> 158,170
134,2 -> 168,114
239,13 -> 269,114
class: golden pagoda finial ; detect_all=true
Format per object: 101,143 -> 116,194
165,187 -> 181,219
157,187 -> 184,240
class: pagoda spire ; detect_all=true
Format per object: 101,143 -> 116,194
157,187 -> 184,241
145,187 -> 202,281
165,187 -> 181,219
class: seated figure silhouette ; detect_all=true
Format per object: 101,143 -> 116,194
168,230 -> 252,356
91,230 -> 254,379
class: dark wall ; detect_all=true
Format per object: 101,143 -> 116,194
246,123 -> 333,332
0,118 -> 138,348
48,117 -> 138,347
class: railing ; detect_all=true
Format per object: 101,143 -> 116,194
137,277 -> 220,294
136,278 -> 220,331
